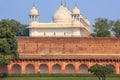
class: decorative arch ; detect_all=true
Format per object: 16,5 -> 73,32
39,64 -> 48,73
12,64 -> 21,74
0,64 -> 7,73
52,64 -> 61,73
66,64 -> 75,74
79,64 -> 88,74
26,64 -> 35,74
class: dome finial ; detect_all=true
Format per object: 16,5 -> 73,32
61,0 -> 63,5
33,4 -> 35,7
75,3 -> 77,6
64,1 -> 66,7
75,0 -> 78,7
32,3 -> 35,7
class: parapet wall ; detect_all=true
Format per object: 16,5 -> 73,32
16,37 -> 120,55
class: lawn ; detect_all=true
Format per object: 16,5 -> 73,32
1,77 -> 120,80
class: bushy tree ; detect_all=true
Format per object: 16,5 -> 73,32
89,64 -> 114,80
112,20 -> 120,38
0,19 -> 19,58
0,55 -> 10,65
16,24 -> 29,36
92,18 -> 113,37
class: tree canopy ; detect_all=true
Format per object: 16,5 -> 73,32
92,18 -> 113,37
0,55 -> 10,65
89,64 -> 114,80
0,19 -> 19,58
112,20 -> 120,38
16,24 -> 29,36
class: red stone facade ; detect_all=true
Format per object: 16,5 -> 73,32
3,37 -> 120,74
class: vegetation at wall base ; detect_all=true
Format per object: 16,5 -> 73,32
8,74 -> 120,77
0,74 -> 119,80
0,73 -> 8,78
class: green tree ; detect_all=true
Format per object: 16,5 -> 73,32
112,20 -> 120,37
89,64 -> 114,80
0,19 -> 19,58
92,18 -> 113,37
16,24 -> 29,36
0,55 -> 10,65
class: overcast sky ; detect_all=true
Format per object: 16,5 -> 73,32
0,0 -> 120,31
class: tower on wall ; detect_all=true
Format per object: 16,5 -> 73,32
28,3 -> 90,37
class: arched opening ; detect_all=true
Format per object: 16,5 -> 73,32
44,32 -> 46,36
52,64 -> 61,73
39,64 -> 48,73
79,64 -> 88,74
54,32 -> 56,36
0,64 -> 7,73
66,64 -> 75,74
26,64 -> 34,74
12,64 -> 21,74
64,32 -> 66,36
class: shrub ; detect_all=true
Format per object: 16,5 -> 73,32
0,72 -> 8,78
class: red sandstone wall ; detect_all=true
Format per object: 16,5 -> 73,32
17,37 -> 120,55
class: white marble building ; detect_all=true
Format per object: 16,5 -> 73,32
28,4 -> 90,37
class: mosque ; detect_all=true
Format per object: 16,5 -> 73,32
29,4 -> 90,37
0,3 -> 120,74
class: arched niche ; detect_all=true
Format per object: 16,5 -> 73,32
39,64 -> 48,73
52,64 -> 61,73
79,64 -> 88,74
12,64 -> 21,74
66,64 -> 75,74
26,64 -> 34,74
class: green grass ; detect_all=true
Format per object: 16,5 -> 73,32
1,77 -> 120,80
1,74 -> 120,80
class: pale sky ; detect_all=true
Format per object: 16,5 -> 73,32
0,0 -> 120,31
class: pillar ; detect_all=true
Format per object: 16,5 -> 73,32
48,63 -> 52,74
115,63 -> 119,74
34,63 -> 39,74
7,65 -> 12,74
75,63 -> 79,74
61,63 -> 66,74
21,64 -> 26,74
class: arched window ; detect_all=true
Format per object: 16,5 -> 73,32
26,64 -> 34,74
54,32 -> 56,36
44,32 -> 46,36
79,64 -> 88,74
64,32 -> 66,36
52,64 -> 61,73
66,64 -> 75,73
39,64 -> 48,73
12,64 -> 21,74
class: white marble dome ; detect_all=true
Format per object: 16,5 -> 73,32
73,6 -> 80,14
53,5 -> 72,23
29,6 -> 39,16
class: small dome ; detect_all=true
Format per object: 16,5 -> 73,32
29,6 -> 39,16
73,6 -> 80,14
53,5 -> 72,23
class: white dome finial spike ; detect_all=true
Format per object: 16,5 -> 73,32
64,1 -> 66,7
75,0 -> 78,7
33,3 -> 35,7
75,3 -> 77,6
61,0 -> 63,5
